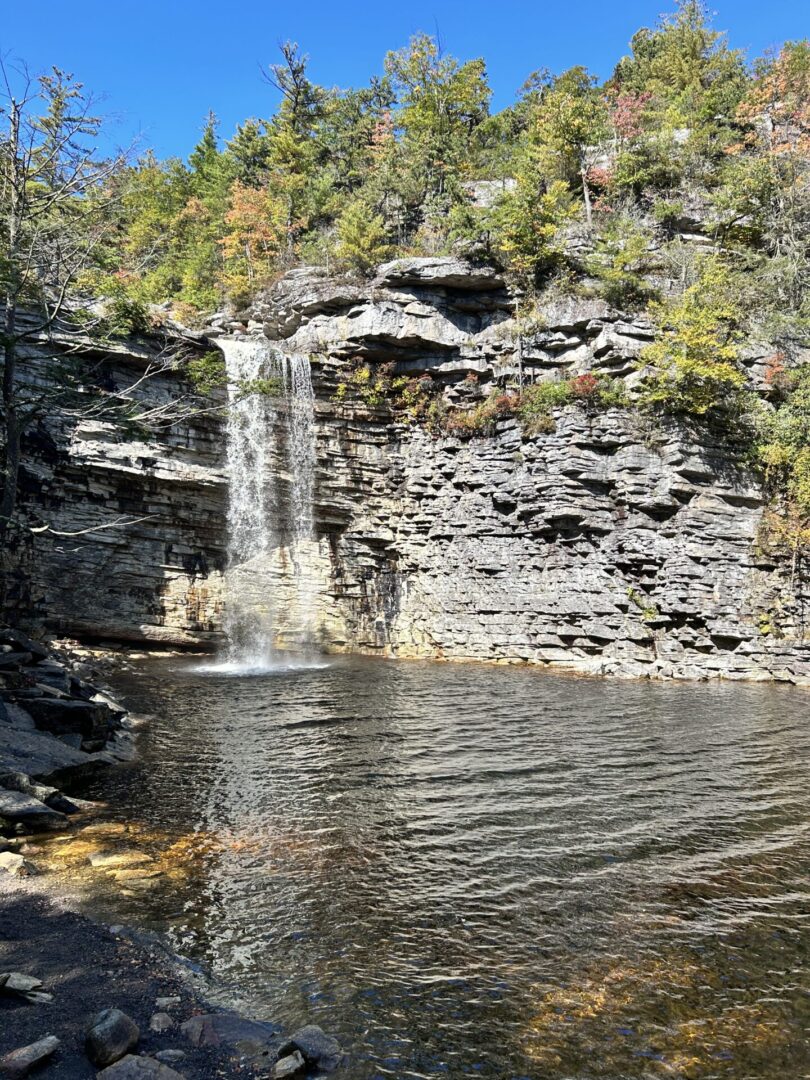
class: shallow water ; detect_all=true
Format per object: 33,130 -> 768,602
74,657 -> 810,1079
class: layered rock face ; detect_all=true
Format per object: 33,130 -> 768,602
14,329 -> 227,646
14,258 -> 810,681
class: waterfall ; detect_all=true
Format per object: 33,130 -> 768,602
217,337 -> 316,669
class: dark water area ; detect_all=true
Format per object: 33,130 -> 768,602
75,657 -> 810,1079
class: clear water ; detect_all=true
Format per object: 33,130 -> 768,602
75,658 -> 810,1079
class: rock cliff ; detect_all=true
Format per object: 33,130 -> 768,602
13,258 -> 810,682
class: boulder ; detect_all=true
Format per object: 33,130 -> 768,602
0,771 -> 78,814
0,852 -> 37,877
24,698 -> 111,744
0,973 -> 51,1003
273,1050 -> 305,1078
0,789 -> 67,833
86,1008 -> 140,1067
153,1050 -> 185,1064
374,256 -> 505,291
0,720 -> 97,779
0,1035 -> 60,1078
96,1057 -> 184,1079
0,652 -> 33,669
279,1025 -> 343,1073
0,630 -> 49,662
154,996 -> 181,1009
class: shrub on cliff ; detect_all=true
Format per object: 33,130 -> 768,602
638,257 -> 747,417
757,366 -> 810,519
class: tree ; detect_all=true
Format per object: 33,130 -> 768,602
384,34 -> 491,209
639,257 -> 747,416
222,181 -> 285,300
611,1 -> 747,178
263,42 -> 324,256
334,197 -> 390,273
529,67 -> 609,227
0,61 -> 126,541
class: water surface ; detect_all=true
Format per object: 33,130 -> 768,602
75,657 -> 810,1079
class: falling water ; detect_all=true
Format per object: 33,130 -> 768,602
217,337 -> 316,670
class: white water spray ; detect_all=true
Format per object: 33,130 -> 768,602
216,337 -> 317,671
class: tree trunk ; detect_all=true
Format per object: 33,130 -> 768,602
0,99 -> 21,545
581,165 -> 593,229
0,308 -> 20,542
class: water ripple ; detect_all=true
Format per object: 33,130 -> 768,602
79,657 -> 810,1079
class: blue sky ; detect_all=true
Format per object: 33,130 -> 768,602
1,0 -> 805,159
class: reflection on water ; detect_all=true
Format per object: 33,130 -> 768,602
71,657 -> 810,1079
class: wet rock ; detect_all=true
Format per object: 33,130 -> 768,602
149,1012 -> 175,1033
89,850 -> 152,869
180,1012 -> 278,1056
279,1025 -> 343,1073
0,1035 -> 60,1078
79,821 -> 128,836
0,788 -> 68,833
0,651 -> 33,669
273,1050 -> 306,1078
24,697 -> 111,745
86,1008 -> 140,1067
0,771 -> 78,814
96,1056 -> 184,1079
0,852 -> 37,877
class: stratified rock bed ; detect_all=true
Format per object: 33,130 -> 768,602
0,630 -> 132,840
12,256 -> 810,682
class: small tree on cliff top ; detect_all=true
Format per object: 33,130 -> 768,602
0,61 -> 211,556
0,61 -> 130,540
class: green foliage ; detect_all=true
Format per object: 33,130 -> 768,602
434,374 -> 626,440
529,67 -> 609,220
186,351 -> 228,394
334,360 -> 437,421
384,33 -> 491,204
586,214 -> 657,308
627,587 -> 659,621
334,199 -> 391,273
486,178 -> 575,286
612,1 -> 748,159
639,257 -> 747,416
516,374 -> 627,434
756,366 -> 810,518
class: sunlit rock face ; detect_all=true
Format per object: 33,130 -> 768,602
14,258 -> 810,681
13,329 -> 228,647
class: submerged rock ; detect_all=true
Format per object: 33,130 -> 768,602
89,850 -> 152,869
180,1011 -> 279,1058
279,1025 -> 344,1073
86,1008 -> 140,1067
